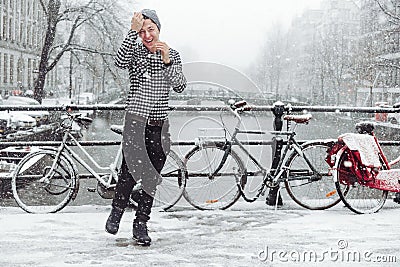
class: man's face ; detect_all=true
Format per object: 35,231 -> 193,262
138,19 -> 160,52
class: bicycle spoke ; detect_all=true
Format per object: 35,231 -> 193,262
12,150 -> 76,214
285,142 -> 341,210
184,144 -> 246,210
334,149 -> 387,214
152,150 -> 186,210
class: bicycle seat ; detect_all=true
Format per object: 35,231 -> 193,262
283,114 -> 312,124
230,100 -> 252,112
110,124 -> 123,135
355,121 -> 375,134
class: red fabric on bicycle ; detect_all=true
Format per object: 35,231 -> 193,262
326,137 -> 379,185
340,133 -> 381,168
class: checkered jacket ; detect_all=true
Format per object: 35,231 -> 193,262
115,30 -> 186,120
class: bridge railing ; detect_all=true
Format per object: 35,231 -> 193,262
0,103 -> 399,113
1,103 -> 400,148
1,102 -> 399,189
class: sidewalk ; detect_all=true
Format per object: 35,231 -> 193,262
0,201 -> 399,266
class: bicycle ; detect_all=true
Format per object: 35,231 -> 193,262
327,120 -> 400,214
183,100 -> 340,210
11,112 -> 186,213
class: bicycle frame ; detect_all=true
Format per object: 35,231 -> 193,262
201,107 -> 322,202
45,129 -> 121,189
11,112 -> 188,214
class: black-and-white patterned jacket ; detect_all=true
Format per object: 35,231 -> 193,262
115,30 -> 187,120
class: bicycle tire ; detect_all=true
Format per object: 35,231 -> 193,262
183,143 -> 247,210
128,150 -> 187,211
334,147 -> 388,214
154,150 -> 187,210
11,150 -> 78,213
285,141 -> 343,210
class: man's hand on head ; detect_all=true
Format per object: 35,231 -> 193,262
131,12 -> 144,32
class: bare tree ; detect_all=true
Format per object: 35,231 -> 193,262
251,23 -> 287,100
373,0 -> 400,70
358,0 -> 400,105
34,0 -> 125,103
374,0 -> 400,23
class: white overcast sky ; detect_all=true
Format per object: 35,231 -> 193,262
124,0 -> 322,71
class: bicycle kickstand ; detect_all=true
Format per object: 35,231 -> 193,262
274,187 -> 283,211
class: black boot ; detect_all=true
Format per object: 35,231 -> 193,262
105,206 -> 124,235
265,189 -> 283,207
394,192 -> 400,204
132,220 -> 151,246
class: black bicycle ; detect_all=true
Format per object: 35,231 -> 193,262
183,101 -> 340,210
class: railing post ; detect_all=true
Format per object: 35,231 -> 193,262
266,101 -> 285,206
271,101 -> 285,168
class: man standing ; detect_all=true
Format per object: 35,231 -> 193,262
105,9 -> 186,246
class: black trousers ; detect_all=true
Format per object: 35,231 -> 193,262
112,113 -> 170,222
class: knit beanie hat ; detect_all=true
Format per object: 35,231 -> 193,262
141,9 -> 161,31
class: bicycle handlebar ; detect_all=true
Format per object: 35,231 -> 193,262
228,100 -> 312,133
228,100 -> 248,127
59,112 -> 93,131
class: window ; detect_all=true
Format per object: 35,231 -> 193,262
2,15 -> 7,40
8,17 -> 11,40
27,25 -> 31,46
15,0 -> 20,44
0,53 -> 2,84
31,27 -> 35,47
21,0 -> 25,17
10,55 -> 14,84
27,58 -> 32,87
4,54 -> 8,83
0,1 -> 2,40
20,22 -> 23,43
17,57 -> 23,85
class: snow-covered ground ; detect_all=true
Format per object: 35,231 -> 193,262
0,200 -> 399,267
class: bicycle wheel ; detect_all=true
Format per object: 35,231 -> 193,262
153,150 -> 187,210
11,150 -> 77,213
183,143 -> 246,210
285,141 -> 343,210
128,150 -> 187,211
334,147 -> 388,214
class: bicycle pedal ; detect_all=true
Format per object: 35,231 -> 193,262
87,187 -> 96,192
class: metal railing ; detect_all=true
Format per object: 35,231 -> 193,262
1,102 -> 399,185
0,102 -> 399,159
1,103 -> 400,148
0,103 -> 400,113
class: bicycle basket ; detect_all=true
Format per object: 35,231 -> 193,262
338,133 -> 382,184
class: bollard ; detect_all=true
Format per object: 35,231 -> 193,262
272,101 -> 285,131
270,101 -> 285,173
266,101 -> 285,206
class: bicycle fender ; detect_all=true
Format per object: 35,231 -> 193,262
38,147 -> 80,200
332,146 -> 348,183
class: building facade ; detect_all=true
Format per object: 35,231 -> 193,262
358,0 -> 400,105
283,0 -> 361,105
281,0 -> 400,106
0,0 -> 57,97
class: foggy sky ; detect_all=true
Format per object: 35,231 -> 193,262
125,0 -> 322,71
